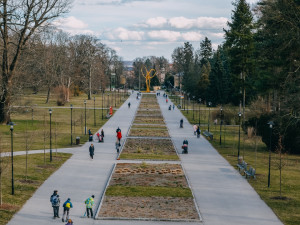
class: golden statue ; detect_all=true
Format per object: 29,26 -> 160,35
141,66 -> 157,93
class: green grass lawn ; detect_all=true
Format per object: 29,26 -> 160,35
0,153 -> 72,225
182,108 -> 300,225
0,91 -> 128,152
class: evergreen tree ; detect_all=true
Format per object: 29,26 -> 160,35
224,0 -> 254,114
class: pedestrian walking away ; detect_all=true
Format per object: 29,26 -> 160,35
89,144 -> 95,159
62,198 -> 73,222
128,102 -> 131,108
50,190 -> 60,219
116,127 -> 121,133
193,124 -> 197,135
117,130 -> 122,146
180,118 -> 183,128
173,104 -> 175,110
65,219 -> 73,225
196,125 -> 201,138
85,195 -> 95,218
101,129 -> 105,138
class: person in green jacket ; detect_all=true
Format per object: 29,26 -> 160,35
85,195 -> 95,218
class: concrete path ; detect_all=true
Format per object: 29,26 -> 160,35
158,92 -> 282,225
6,91 -> 283,225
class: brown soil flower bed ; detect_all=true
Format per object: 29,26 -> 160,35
111,163 -> 186,187
98,163 -> 200,221
129,128 -> 169,137
99,196 -> 199,220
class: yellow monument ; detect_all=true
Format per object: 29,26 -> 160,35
141,66 -> 157,93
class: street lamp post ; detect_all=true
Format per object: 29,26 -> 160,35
70,105 -> 73,146
10,125 -> 14,195
237,112 -> 242,161
115,89 -> 117,107
198,98 -> 201,126
49,109 -> 52,162
108,94 -> 110,111
267,121 -> 274,188
183,92 -> 186,111
84,100 -> 87,135
208,102 -> 211,132
220,107 -> 223,145
192,96 -> 195,120
94,97 -> 96,126
102,91 -> 104,120
187,93 -> 189,114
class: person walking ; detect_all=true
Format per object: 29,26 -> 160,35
85,195 -> 95,218
173,104 -> 175,110
196,125 -> 201,138
89,144 -> 95,159
50,190 -> 60,219
116,127 -> 121,133
193,124 -> 197,135
128,102 -> 131,108
62,198 -> 73,222
101,129 -> 104,138
117,130 -> 122,146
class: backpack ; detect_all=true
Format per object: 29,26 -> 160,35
52,195 -> 58,205
65,202 -> 71,208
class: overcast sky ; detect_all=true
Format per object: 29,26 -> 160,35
55,0 -> 258,61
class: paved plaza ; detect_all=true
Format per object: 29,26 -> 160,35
6,91 -> 282,225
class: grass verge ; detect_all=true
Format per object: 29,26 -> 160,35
106,186 -> 192,198
0,153 -> 71,225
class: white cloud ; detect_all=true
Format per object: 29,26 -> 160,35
169,17 -> 194,29
169,16 -> 227,30
146,17 -> 168,28
147,30 -> 181,42
181,32 -> 203,41
53,16 -> 94,35
105,27 -> 144,40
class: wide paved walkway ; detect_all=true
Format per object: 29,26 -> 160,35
7,91 -> 283,225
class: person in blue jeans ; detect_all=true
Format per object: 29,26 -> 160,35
62,198 -> 73,222
85,195 -> 95,218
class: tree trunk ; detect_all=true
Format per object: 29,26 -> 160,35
45,86 -> 51,104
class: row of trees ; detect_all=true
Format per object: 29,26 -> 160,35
169,0 -> 299,153
0,0 -> 124,123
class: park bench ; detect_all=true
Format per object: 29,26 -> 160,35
245,166 -> 256,179
237,161 -> 247,173
203,130 -> 213,140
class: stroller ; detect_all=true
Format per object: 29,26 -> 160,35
96,132 -> 104,142
182,144 -> 188,154
89,135 -> 93,142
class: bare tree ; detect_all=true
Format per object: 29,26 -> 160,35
0,0 -> 72,123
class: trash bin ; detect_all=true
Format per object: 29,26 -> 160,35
76,137 -> 80,145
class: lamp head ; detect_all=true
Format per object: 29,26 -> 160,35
10,125 -> 13,131
70,104 -> 73,109
199,98 -> 201,102
268,121 -> 274,128
49,109 -> 52,115
209,102 -> 211,106
84,100 -> 86,104
238,112 -> 242,117
221,107 -> 223,112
